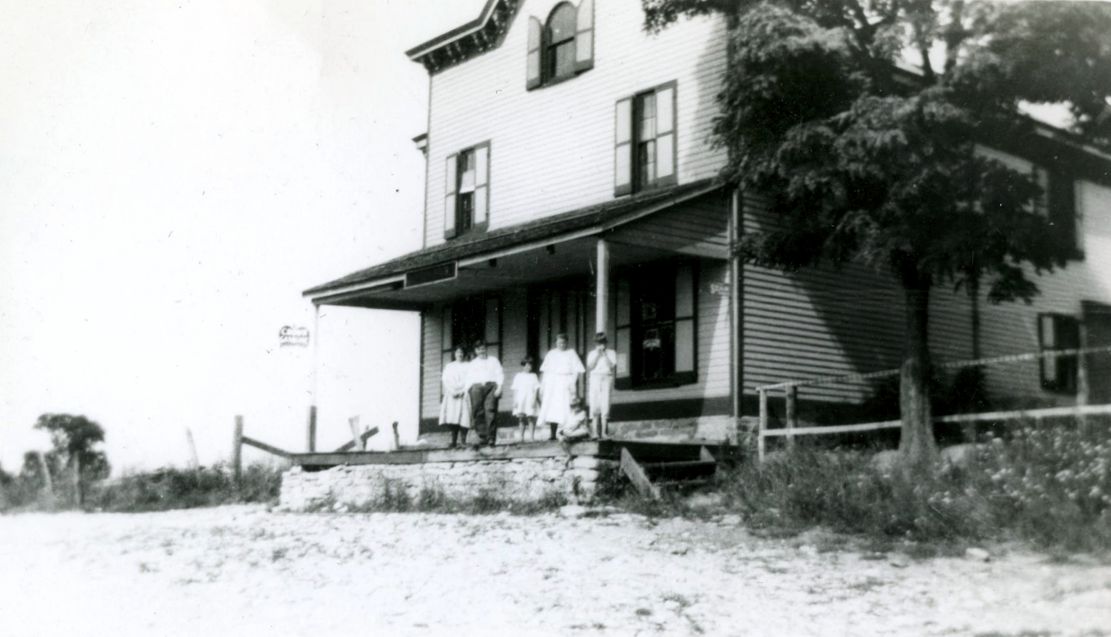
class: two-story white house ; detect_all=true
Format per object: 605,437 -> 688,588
303,0 -> 1111,445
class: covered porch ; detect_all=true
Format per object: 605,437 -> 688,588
302,181 -> 742,448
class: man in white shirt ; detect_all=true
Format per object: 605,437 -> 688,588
466,340 -> 504,447
586,332 -> 618,439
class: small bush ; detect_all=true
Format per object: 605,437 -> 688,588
86,463 -> 283,513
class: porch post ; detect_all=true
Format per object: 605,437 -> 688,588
595,238 -> 609,334
308,303 -> 320,452
729,188 -> 743,443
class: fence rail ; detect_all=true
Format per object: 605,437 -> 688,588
753,344 -> 1111,462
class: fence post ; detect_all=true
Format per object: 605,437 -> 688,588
232,415 -> 244,486
786,385 -> 798,451
757,389 -> 768,463
185,428 -> 200,469
348,416 -> 363,451
307,405 -> 317,453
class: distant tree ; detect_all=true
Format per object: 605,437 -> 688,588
643,0 -> 1111,473
34,413 -> 111,505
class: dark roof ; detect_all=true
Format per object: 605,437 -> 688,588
304,179 -> 720,297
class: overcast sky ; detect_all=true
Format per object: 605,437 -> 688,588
0,0 -> 483,472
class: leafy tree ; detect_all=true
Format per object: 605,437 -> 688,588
34,413 -> 111,504
643,0 -> 1111,472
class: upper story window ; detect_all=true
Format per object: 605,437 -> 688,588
526,0 -> 594,90
976,145 -> 1080,258
615,82 -> 677,196
444,142 -> 490,240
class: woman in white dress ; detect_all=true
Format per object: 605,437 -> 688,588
537,333 -> 585,441
438,346 -> 471,448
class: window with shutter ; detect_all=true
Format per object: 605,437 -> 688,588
575,0 -> 594,73
1038,313 -> 1079,394
444,153 -> 457,239
527,1 -> 594,89
444,142 -> 491,240
526,17 -> 542,90
615,82 -> 677,196
616,261 -> 697,389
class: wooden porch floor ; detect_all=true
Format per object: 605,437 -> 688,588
291,439 -> 739,471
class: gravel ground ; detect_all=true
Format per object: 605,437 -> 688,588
1,505 -> 1109,636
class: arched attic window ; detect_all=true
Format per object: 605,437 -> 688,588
547,3 -> 577,81
526,0 -> 593,89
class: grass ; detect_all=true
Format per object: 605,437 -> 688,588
635,418 -> 1111,553
84,463 -> 284,512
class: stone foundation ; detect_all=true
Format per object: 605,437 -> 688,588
280,455 -> 619,511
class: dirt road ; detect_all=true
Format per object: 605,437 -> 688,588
1,505 -> 1108,636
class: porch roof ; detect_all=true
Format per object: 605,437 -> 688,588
304,179 -> 722,307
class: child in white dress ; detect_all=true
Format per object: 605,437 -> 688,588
511,356 -> 541,443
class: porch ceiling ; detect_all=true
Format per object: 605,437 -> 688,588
305,179 -> 723,310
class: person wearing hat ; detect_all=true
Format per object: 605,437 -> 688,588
585,332 -> 617,439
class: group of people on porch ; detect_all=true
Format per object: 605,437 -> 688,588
438,332 -> 617,449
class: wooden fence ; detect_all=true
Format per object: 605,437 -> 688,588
754,345 -> 1111,462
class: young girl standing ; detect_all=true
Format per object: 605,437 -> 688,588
511,356 -> 541,443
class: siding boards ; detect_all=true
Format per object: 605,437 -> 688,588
420,308 -> 443,424
742,193 -> 975,406
425,0 -> 728,246
610,192 -> 728,258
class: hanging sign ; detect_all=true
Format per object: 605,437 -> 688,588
279,325 -> 310,347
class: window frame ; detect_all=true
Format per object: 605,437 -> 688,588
440,294 -> 503,383
527,0 -> 593,90
614,259 -> 698,390
1037,312 -> 1079,394
615,81 -> 678,197
444,140 -> 491,240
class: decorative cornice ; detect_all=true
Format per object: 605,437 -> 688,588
405,0 -> 522,74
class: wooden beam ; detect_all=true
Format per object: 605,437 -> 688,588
620,447 -> 660,500
595,238 -> 609,335
240,436 -> 293,459
333,427 -> 380,452
293,440 -> 602,467
348,416 -> 363,451
232,415 -> 244,485
785,385 -> 798,450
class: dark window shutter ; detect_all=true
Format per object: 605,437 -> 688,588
574,0 -> 594,73
614,98 -> 632,196
475,143 -> 490,229
1048,169 -> 1078,256
444,153 -> 457,240
527,17 -> 542,90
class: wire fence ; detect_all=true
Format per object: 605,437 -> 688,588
754,345 -> 1111,462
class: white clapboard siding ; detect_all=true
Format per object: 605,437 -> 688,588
975,178 -> 1111,403
742,193 -> 976,404
424,0 -> 728,246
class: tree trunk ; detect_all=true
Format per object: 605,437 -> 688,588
900,282 -> 938,473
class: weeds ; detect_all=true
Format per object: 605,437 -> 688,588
84,463 -> 283,513
698,420 -> 1111,552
